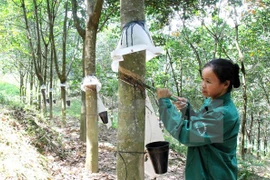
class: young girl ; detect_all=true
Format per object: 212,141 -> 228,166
157,58 -> 240,180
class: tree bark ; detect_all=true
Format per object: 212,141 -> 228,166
49,41 -> 54,119
84,0 -> 103,172
117,0 -> 145,179
235,25 -> 248,159
80,40 -> 86,142
33,0 -> 47,115
71,0 -> 87,142
257,115 -> 261,158
21,0 -> 47,113
263,122 -> 268,156
246,112 -> 254,154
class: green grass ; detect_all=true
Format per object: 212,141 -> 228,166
0,80 -> 81,119
0,82 -> 20,96
0,82 -> 22,108
0,82 -> 19,99
51,98 -> 81,118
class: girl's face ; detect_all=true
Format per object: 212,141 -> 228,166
201,67 -> 229,99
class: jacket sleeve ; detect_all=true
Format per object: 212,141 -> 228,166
158,98 -> 185,139
180,101 -> 197,120
159,98 -> 224,147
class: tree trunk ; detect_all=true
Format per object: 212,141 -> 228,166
117,0 -> 145,179
180,58 -> 183,97
240,61 -> 248,159
252,138 -> 255,153
49,40 -> 54,119
80,90 -> 86,142
85,89 -> 98,172
84,0 -> 103,172
41,88 -> 47,114
33,0 -> 47,115
80,41 -> 86,142
257,117 -> 261,158
61,86 -> 67,124
263,127 -> 267,156
234,20 -> 248,159
21,0 -> 47,113
246,112 -> 254,154
71,0 -> 87,142
30,60 -> 34,105
19,69 -> 25,102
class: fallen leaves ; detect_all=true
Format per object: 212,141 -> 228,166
0,111 -> 51,180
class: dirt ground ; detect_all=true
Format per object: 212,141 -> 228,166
46,117 -> 185,180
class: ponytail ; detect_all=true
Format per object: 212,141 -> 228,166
233,64 -> 240,88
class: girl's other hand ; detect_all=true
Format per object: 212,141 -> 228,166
173,97 -> 187,110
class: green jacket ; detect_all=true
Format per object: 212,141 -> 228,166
158,93 -> 239,180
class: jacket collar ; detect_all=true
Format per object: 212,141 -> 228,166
206,92 -> 231,109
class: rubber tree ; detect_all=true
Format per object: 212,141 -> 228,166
46,0 -> 56,119
20,0 -> 48,114
71,0 -> 118,142
84,0 -> 104,172
71,0 -> 87,142
117,0 -> 146,179
232,3 -> 248,159
49,1 -> 74,123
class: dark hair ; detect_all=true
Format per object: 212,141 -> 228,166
203,58 -> 240,92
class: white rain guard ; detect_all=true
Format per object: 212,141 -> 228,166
40,84 -> 46,90
81,76 -> 111,128
144,94 -> 164,178
111,21 -> 163,72
81,75 -> 102,92
60,83 -> 66,87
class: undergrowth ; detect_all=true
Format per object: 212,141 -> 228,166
238,153 -> 270,180
11,107 -> 67,157
0,82 -> 68,179
0,107 -> 51,179
0,82 -> 23,109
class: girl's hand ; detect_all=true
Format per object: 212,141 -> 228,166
156,88 -> 172,99
173,97 -> 187,110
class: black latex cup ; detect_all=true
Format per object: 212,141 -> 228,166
99,111 -> 108,124
146,141 -> 170,174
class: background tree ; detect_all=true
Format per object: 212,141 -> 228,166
84,0 -> 104,172
234,0 -> 270,158
20,0 -> 49,114
52,1 -> 71,123
71,0 -> 87,142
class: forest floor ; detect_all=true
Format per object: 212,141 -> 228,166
0,106 -> 270,180
0,106 -> 185,180
40,117 -> 186,180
